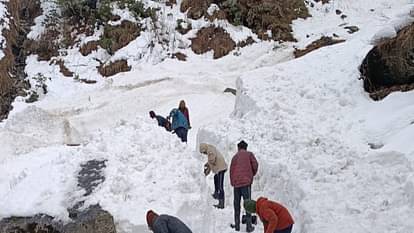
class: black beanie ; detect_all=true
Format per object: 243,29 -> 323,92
238,140 -> 248,150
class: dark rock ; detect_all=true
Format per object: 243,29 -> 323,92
336,9 -> 342,15
224,88 -> 236,96
65,205 -> 116,233
360,23 -> 414,100
294,36 -> 345,58
368,143 -> 384,150
341,14 -> 347,19
237,37 -> 255,48
344,26 -> 359,34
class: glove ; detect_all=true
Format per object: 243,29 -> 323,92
203,163 -> 211,176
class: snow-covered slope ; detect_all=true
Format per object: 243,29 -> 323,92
1,0 -> 414,233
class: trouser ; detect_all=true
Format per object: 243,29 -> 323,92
233,185 -> 252,228
274,225 -> 293,233
175,127 -> 188,142
214,170 -> 226,200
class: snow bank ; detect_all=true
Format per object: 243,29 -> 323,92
202,16 -> 414,233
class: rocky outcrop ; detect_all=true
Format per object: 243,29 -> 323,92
191,26 -> 235,59
360,23 -> 414,100
0,0 -> 41,120
0,205 -> 116,233
181,0 -> 309,41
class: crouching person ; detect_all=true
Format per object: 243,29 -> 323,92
200,143 -> 228,209
244,198 -> 294,233
146,210 -> 193,233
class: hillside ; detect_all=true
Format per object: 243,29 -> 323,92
0,0 -> 414,233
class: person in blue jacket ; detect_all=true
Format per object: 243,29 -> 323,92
150,111 -> 171,131
167,108 -> 189,142
147,210 -> 192,233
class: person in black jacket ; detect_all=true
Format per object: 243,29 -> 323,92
146,210 -> 193,233
149,111 -> 171,131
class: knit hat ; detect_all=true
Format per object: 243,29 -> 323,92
244,200 -> 257,213
149,111 -> 156,118
146,210 -> 158,228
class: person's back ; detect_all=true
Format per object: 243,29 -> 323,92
169,109 -> 189,130
257,197 -> 294,231
155,115 -> 167,127
230,149 -> 258,188
153,215 -> 193,233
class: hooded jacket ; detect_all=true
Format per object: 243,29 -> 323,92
230,149 -> 258,188
169,109 -> 189,130
199,143 -> 227,175
256,197 -> 294,233
152,215 -> 193,233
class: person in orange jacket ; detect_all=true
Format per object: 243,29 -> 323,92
243,197 -> 294,233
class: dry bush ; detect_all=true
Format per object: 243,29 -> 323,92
191,26 -> 236,59
80,41 -> 99,56
98,59 -> 131,77
180,0 -> 210,20
294,36 -> 345,58
100,20 -> 140,54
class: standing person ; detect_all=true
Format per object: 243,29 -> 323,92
244,198 -> 294,233
200,143 -> 228,209
178,100 -> 191,129
146,210 -> 193,233
149,111 -> 171,131
230,140 -> 258,232
168,108 -> 189,142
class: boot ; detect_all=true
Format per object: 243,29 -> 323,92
211,192 -> 219,200
246,225 -> 255,232
214,199 -> 224,209
231,211 -> 240,231
230,224 -> 240,231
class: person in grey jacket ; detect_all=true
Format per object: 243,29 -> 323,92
200,143 -> 228,209
146,210 -> 192,233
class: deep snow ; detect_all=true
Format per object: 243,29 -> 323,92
1,0 -> 414,233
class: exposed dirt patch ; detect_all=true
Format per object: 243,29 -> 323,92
191,26 -> 236,59
24,35 -> 60,61
172,52 -> 187,61
294,36 -> 346,58
98,59 -> 131,77
99,20 -> 140,55
80,40 -> 99,56
54,59 -> 74,77
360,23 -> 414,100
0,0 -> 41,120
181,0 -> 309,41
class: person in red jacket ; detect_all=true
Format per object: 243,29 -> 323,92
179,100 -> 191,129
230,140 -> 258,232
243,198 -> 294,233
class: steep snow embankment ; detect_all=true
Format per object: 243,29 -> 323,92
198,2 -> 414,233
